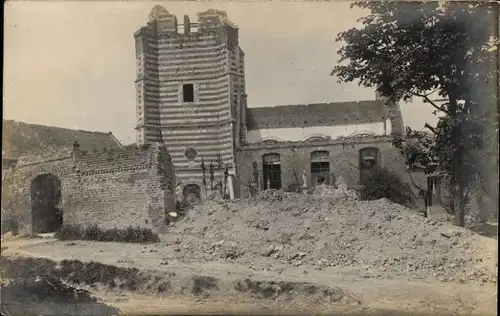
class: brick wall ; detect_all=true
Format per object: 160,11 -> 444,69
236,136 -> 427,205
65,170 -> 167,232
2,143 -> 176,234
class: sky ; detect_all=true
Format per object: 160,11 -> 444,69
4,1 -> 438,145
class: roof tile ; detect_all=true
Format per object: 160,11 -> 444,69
2,120 -> 122,159
246,100 -> 387,130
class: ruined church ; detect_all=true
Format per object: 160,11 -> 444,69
133,6 -> 405,198
2,6 -> 413,235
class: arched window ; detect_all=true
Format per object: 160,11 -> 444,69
262,153 -> 281,190
359,147 -> 379,184
349,131 -> 376,138
310,151 -> 330,185
305,136 -> 327,142
305,133 -> 330,142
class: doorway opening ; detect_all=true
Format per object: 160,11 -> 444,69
30,174 -> 63,234
262,153 -> 282,190
183,184 -> 201,204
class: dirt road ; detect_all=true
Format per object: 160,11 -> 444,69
2,194 -> 497,315
2,236 -> 497,316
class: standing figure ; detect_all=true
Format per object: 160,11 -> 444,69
302,170 -> 308,195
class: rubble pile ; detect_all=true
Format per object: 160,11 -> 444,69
166,192 -> 496,283
312,184 -> 359,200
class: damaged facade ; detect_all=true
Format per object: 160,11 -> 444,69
3,6 -> 448,234
133,6 -> 410,199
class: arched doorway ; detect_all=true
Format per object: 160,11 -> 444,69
183,184 -> 201,204
30,174 -> 63,234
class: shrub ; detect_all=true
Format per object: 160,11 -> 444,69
54,224 -> 82,240
358,166 -> 412,206
83,224 -> 103,240
55,224 -> 159,243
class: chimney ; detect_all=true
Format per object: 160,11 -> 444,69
184,15 -> 191,34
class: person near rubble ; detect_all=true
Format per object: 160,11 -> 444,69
417,188 -> 430,218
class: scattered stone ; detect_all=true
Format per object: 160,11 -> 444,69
260,245 -> 275,257
163,192 -> 496,283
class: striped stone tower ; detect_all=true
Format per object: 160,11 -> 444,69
134,6 -> 247,198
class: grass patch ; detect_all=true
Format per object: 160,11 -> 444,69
55,224 -> 159,243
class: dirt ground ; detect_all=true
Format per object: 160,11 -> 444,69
2,233 -> 497,314
1,192 -> 498,315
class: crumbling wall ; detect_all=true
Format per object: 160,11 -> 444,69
66,143 -> 175,234
1,143 -> 176,235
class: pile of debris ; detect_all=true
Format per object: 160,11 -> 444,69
312,184 -> 359,200
166,192 -> 496,284
0,276 -> 120,316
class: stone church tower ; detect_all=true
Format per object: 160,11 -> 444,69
134,6 -> 247,197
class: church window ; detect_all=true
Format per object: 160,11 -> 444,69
183,83 -> 194,102
184,148 -> 198,161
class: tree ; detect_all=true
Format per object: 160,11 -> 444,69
331,1 -> 498,226
358,166 -> 412,207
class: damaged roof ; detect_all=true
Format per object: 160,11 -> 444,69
246,100 -> 387,130
2,119 -> 122,159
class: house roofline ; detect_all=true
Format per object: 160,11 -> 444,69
107,132 -> 123,148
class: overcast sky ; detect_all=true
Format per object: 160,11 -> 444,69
4,1 -> 437,145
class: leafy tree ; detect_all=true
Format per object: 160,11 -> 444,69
331,1 -> 498,226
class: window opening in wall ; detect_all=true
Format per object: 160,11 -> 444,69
359,147 -> 379,185
183,83 -> 194,103
262,153 -> 282,190
310,150 -> 330,186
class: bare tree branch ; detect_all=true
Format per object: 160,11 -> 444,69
403,166 -> 425,192
411,91 -> 448,114
424,123 -> 438,134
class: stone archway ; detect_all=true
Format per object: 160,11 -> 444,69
183,184 -> 202,204
30,173 -> 63,234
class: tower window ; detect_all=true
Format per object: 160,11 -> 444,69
183,84 -> 194,103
